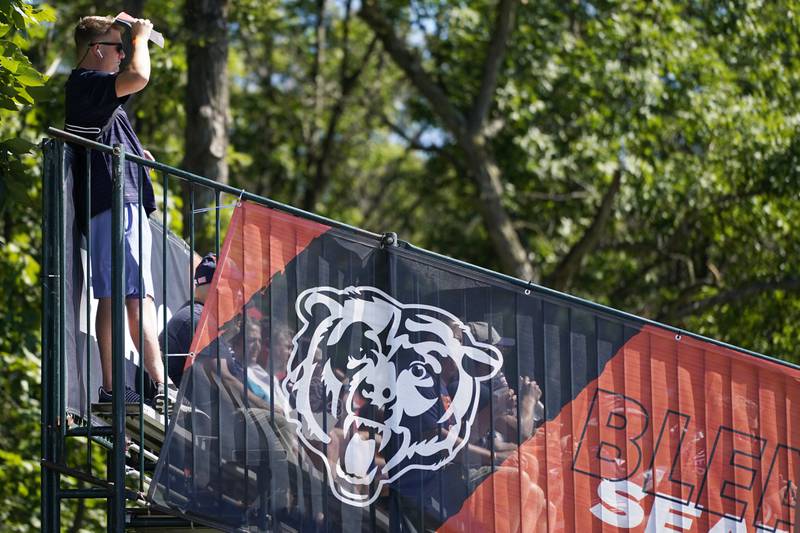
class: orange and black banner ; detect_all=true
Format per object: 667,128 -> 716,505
150,201 -> 800,532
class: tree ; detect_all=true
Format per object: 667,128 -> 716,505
0,2 -> 90,530
226,0 -> 404,219
182,0 -> 230,239
353,0 -> 800,361
359,0 -> 536,280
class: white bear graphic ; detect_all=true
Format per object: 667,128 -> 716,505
281,286 -> 503,507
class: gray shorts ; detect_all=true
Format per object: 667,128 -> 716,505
90,204 -> 154,299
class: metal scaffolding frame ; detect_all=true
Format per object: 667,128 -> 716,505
40,127 -> 384,531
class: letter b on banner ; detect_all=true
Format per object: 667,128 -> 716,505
574,388 -> 650,481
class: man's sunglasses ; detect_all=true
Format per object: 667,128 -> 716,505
90,41 -> 124,53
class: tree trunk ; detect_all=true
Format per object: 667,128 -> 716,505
359,0 -> 536,281
302,5 -> 376,212
182,0 -> 230,239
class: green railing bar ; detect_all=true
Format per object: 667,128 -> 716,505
240,204 -> 249,511
41,139 -> 61,533
137,168 -> 145,494
67,426 -> 113,437
188,183 -> 195,499
125,516 -> 197,528
161,171 -> 169,457
215,189 -> 220,261
59,488 -> 110,499
43,460 -> 143,503
84,147 -> 93,475
57,142 -> 67,448
110,144 -> 127,532
214,189 -> 223,512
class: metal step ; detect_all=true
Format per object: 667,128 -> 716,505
126,507 -> 221,531
91,402 -> 168,454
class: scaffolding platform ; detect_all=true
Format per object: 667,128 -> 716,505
91,402 -> 168,454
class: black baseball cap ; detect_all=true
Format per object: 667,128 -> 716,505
194,252 -> 217,286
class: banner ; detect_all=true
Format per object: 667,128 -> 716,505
149,201 -> 800,532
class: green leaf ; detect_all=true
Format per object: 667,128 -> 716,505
0,54 -> 18,73
11,4 -> 31,25
12,85 -> 31,104
10,6 -> 23,30
0,137 -> 34,154
0,94 -> 17,110
15,66 -> 43,87
32,5 -> 55,24
25,85 -> 50,100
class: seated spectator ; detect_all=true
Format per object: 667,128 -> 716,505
232,319 -> 279,407
466,321 -> 544,435
159,252 -> 216,387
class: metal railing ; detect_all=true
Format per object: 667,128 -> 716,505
41,126 -> 799,532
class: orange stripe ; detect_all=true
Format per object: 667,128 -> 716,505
439,325 -> 800,532
186,201 -> 329,362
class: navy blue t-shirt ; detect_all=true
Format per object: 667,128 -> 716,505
65,68 -> 156,220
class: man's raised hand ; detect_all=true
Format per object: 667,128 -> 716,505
130,18 -> 153,42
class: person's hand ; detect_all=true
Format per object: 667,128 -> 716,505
130,18 -> 153,42
519,376 -> 542,433
528,378 -> 542,404
143,149 -> 155,161
500,386 -> 516,414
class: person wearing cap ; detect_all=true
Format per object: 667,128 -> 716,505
159,253 -> 217,387
65,15 -> 174,410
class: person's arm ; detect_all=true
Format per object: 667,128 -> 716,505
216,358 -> 274,410
435,425 -> 512,465
116,19 -> 152,97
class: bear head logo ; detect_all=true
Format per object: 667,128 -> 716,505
281,286 -> 502,507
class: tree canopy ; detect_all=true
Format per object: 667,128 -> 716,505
2,0 -> 799,529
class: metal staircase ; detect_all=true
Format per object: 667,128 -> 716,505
41,128 -> 242,531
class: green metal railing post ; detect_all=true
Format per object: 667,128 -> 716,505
110,144 -> 127,532
41,139 -> 62,533
58,142 -> 67,448
161,171 -> 169,450
85,148 -> 93,474
137,168 -> 145,493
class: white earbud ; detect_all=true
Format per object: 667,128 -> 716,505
98,50 -> 104,59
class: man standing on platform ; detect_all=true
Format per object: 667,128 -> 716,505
65,15 -> 176,412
